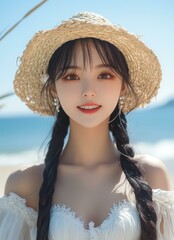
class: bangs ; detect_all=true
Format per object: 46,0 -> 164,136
47,38 -> 129,81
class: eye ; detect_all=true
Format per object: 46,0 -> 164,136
63,74 -> 79,80
98,73 -> 113,79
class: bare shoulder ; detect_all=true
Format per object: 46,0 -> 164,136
134,154 -> 171,190
4,163 -> 45,210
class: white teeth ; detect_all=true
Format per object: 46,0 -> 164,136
79,105 -> 100,109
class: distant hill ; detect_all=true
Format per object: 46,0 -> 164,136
127,100 -> 174,142
155,99 -> 174,109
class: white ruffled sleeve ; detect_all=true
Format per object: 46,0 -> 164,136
0,192 -> 37,240
153,189 -> 174,240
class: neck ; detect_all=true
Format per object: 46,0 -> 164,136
59,119 -> 119,168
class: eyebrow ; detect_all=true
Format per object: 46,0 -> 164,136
64,63 -> 113,70
96,64 -> 113,69
64,65 -> 81,70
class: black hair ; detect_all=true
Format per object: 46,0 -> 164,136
37,38 -> 157,240
109,105 -> 157,239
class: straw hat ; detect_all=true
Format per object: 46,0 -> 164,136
14,12 -> 162,115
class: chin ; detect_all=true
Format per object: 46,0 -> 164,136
71,118 -> 108,129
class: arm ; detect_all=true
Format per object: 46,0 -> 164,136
136,154 -> 173,238
4,164 -> 44,210
135,154 -> 171,190
0,165 -> 42,240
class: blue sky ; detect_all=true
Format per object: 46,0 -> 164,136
0,0 -> 174,116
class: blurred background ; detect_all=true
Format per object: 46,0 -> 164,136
0,0 -> 173,195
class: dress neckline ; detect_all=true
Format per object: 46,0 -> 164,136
51,199 -> 135,231
5,192 -> 137,231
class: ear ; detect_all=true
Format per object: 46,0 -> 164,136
120,81 -> 126,96
49,83 -> 58,98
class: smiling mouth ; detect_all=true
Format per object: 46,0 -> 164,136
77,105 -> 101,114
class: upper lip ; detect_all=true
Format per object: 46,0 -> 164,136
78,103 -> 101,107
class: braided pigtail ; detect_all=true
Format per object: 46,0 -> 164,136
109,105 -> 157,240
36,107 -> 69,240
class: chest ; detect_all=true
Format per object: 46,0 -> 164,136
52,166 -> 128,228
49,197 -> 141,240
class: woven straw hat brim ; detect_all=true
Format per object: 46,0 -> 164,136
14,17 -> 162,115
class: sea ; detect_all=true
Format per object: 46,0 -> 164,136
0,103 -> 174,173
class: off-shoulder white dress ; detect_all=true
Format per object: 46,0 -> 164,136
0,189 -> 174,240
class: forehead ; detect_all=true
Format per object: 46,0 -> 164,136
70,40 -> 106,67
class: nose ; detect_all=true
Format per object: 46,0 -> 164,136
83,90 -> 96,97
82,80 -> 96,98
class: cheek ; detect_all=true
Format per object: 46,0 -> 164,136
56,84 -> 78,107
104,83 -> 122,106
102,82 -> 122,97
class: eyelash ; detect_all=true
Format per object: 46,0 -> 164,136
63,73 -> 114,80
98,73 -> 113,79
63,74 -> 79,80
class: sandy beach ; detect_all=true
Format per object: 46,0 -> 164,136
0,165 -> 23,196
0,164 -> 173,197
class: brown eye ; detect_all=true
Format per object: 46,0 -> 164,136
98,73 -> 113,79
64,74 -> 79,80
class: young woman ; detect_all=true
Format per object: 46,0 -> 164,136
0,12 -> 173,240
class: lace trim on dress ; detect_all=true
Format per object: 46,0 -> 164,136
152,189 -> 174,239
51,199 -> 136,234
0,192 -> 37,227
152,189 -> 174,208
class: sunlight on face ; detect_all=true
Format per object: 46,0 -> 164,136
54,42 -> 124,128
